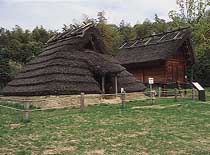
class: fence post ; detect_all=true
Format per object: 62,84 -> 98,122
80,92 -> 85,112
174,88 -> 177,102
192,88 -> 195,101
121,91 -> 126,108
158,87 -> 161,98
23,102 -> 30,122
151,90 -> 156,104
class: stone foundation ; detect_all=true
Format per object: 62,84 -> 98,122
0,92 -> 148,109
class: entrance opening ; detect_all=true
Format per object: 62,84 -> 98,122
93,74 -> 115,94
105,74 -> 114,94
93,74 -> 102,90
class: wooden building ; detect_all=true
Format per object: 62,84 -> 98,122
116,28 -> 195,86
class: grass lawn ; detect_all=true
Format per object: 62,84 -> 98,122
1,98 -> 210,155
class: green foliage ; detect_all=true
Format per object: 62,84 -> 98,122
97,23 -> 124,55
193,48 -> 210,86
96,23 -> 114,54
134,15 -> 171,38
0,101 -> 39,110
168,0 -> 210,84
0,48 -> 11,89
174,0 -> 209,23
119,20 -> 136,41
134,19 -> 153,38
0,25 -> 56,88
109,25 -> 124,55
32,26 -> 54,44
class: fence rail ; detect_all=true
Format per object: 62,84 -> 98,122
0,88 -> 202,122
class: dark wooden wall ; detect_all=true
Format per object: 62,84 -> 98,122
127,50 -> 186,84
129,64 -> 166,84
166,59 -> 186,84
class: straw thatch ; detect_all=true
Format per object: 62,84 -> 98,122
3,23 -> 145,96
117,70 -> 145,92
116,27 -> 194,66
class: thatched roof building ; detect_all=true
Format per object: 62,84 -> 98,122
116,27 -> 194,85
3,23 -> 145,96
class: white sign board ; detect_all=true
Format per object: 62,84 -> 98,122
148,78 -> 154,85
121,88 -> 124,93
192,82 -> 204,91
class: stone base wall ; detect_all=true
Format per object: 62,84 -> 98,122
0,92 -> 148,109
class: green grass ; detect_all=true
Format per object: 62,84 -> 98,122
1,98 -> 210,155
0,102 -> 40,110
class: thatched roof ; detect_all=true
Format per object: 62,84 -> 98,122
117,70 -> 145,92
116,27 -> 194,66
3,23 -> 145,96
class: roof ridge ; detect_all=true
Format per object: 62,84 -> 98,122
129,27 -> 190,42
46,22 -> 95,44
120,27 -> 190,49
124,38 -> 181,49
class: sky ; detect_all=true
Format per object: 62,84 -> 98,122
0,0 -> 178,31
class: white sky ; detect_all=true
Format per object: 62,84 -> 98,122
0,0 -> 178,30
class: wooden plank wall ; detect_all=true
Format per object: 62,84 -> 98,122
166,59 -> 186,84
128,48 -> 187,84
129,65 -> 166,84
129,60 -> 186,84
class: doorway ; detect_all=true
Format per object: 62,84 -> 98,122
93,74 -> 115,94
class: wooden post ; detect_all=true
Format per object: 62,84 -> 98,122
163,85 -> 167,97
150,84 -> 152,97
102,76 -> 105,94
150,84 -> 154,104
80,92 -> 85,112
115,75 -> 118,97
121,91 -> 126,108
184,84 -> 187,96
174,88 -> 177,102
23,102 -> 30,122
180,89 -> 184,98
191,66 -> 195,101
158,87 -> 161,98
192,88 -> 195,101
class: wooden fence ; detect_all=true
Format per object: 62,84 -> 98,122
0,88 -> 200,122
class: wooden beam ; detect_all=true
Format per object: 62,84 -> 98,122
144,37 -> 152,45
130,40 -> 139,47
119,42 -> 127,49
115,75 -> 118,96
23,102 -> 30,122
173,32 -> 181,39
158,34 -> 166,42
80,92 -> 85,112
102,76 -> 105,94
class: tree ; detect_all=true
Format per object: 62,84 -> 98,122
134,16 -> 169,39
170,0 -> 210,24
96,11 -> 120,54
167,0 -> 210,85
119,20 -> 136,41
0,25 -> 56,89
97,23 -> 113,54
193,47 -> 210,86
0,48 -> 11,89
97,11 -> 107,24
32,26 -> 54,44
108,24 -> 124,55
153,14 -> 170,33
